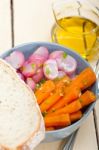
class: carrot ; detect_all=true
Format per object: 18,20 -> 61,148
48,87 -> 80,111
44,114 -> 71,127
35,80 -> 55,104
55,75 -> 71,88
46,127 -> 55,131
78,90 -> 96,107
47,100 -> 82,116
71,67 -> 96,90
40,84 -> 65,112
70,111 -> 82,122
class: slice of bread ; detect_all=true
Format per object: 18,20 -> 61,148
0,59 -> 45,150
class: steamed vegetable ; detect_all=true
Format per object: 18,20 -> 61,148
71,67 -> 96,90
70,111 -> 82,122
21,62 -> 37,77
35,80 -> 55,104
26,78 -> 36,90
56,55 -> 77,75
44,114 -> 71,127
33,46 -> 49,60
32,68 -> 44,83
29,54 -> 45,68
5,51 -> 25,69
43,59 -> 58,79
17,72 -> 25,81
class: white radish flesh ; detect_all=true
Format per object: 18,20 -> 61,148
57,55 -> 77,75
32,68 -> 44,83
21,62 -> 37,77
43,59 -> 58,80
26,78 -> 36,90
58,71 -> 65,78
33,46 -> 49,60
10,51 -> 25,69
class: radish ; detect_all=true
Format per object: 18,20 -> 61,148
57,55 -> 77,75
28,54 -> 45,68
58,71 -> 65,78
33,46 -> 49,60
17,72 -> 25,81
49,51 -> 66,59
43,59 -> 58,80
21,62 -> 37,77
32,68 -> 44,83
26,78 -> 36,90
9,51 -> 25,69
5,56 -> 12,64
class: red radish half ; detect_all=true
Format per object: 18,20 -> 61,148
17,72 -> 25,81
57,55 -> 77,75
32,68 -> 44,83
21,62 -> 37,77
58,71 -> 65,78
9,51 -> 25,69
43,59 -> 58,80
29,54 -> 45,68
26,78 -> 36,90
33,46 -> 49,60
49,51 -> 66,59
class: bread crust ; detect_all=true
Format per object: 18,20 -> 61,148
0,59 -> 45,150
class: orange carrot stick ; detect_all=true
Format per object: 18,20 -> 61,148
40,86 -> 64,112
46,127 -> 55,131
44,114 -> 71,127
48,100 -> 82,116
55,76 -> 71,88
70,111 -> 82,122
71,67 -> 96,90
49,87 -> 80,111
78,90 -> 96,107
35,80 -> 55,104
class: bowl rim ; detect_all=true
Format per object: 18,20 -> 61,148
0,41 -> 97,134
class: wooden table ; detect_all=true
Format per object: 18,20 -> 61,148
0,0 -> 99,149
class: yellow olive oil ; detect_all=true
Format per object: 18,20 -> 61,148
52,17 -> 97,59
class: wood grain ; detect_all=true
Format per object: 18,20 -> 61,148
0,0 -> 11,53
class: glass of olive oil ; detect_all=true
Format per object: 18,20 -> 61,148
51,0 -> 99,59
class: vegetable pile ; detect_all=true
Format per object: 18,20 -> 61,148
4,46 -> 96,131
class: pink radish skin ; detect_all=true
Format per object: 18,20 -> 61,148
26,78 -> 36,90
57,55 -> 77,75
21,62 -> 37,77
33,46 -> 49,60
5,56 -> 12,64
49,51 -> 66,59
29,54 -> 45,68
32,68 -> 44,83
58,71 -> 65,78
17,72 -> 25,81
43,59 -> 58,80
10,51 -> 25,69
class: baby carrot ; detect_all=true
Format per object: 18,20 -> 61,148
44,114 -> 71,127
49,87 -> 80,111
70,111 -> 82,122
46,127 -> 55,131
78,90 -> 96,107
48,100 -> 82,116
55,76 -> 71,88
71,67 -> 96,90
40,88 -> 64,112
35,80 -> 55,104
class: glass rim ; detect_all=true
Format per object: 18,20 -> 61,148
52,1 -> 99,35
